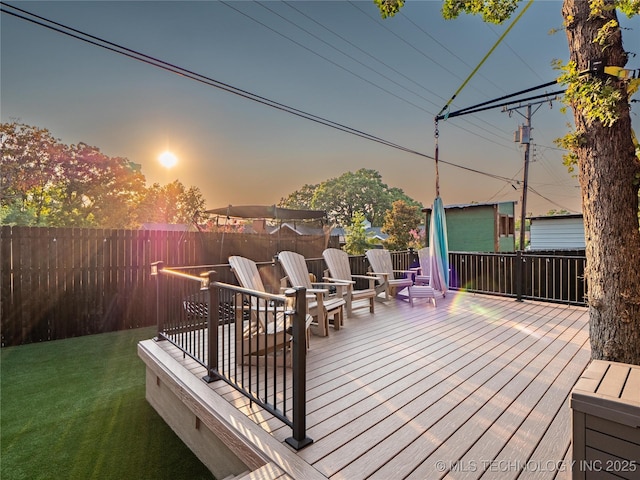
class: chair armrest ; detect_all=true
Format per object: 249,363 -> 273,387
308,287 -> 329,294
351,274 -> 374,281
351,274 -> 377,288
392,269 -> 415,279
367,272 -> 389,281
311,282 -> 346,297
322,276 -> 355,285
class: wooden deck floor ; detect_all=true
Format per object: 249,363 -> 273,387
142,291 -> 591,480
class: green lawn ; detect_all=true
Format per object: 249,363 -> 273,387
1,327 -> 214,480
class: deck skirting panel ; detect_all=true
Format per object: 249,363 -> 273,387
138,339 -> 328,480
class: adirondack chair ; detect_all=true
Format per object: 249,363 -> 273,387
229,255 -> 311,363
414,247 -> 431,286
365,249 -> 413,302
322,248 -> 376,317
406,248 -> 437,307
278,251 -> 346,337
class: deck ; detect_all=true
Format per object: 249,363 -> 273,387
138,291 -> 591,480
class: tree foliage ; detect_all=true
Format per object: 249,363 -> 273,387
1,122 -> 66,225
375,0 -> 640,364
382,200 -> 422,251
278,183 -> 318,211
279,168 -> 423,227
135,180 -> 206,226
344,211 -> 375,255
1,122 -> 206,229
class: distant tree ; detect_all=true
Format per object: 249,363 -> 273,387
51,142 -> 146,228
344,211 -> 375,255
278,183 -> 318,210
376,0 -> 640,364
282,169 -> 423,227
382,200 -> 422,251
1,121 -> 205,229
1,122 -> 66,225
514,217 -> 531,250
135,180 -> 206,226
546,209 -> 572,216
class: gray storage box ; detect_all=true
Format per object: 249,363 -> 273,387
571,360 -> 640,480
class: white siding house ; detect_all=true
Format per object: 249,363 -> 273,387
528,214 -> 585,250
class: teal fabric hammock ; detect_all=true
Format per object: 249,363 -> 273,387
429,0 -> 533,295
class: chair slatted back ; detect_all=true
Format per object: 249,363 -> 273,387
365,249 -> 394,276
417,247 -> 431,277
323,248 -> 352,282
278,251 -> 313,289
229,256 -> 266,292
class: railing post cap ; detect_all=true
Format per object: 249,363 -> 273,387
151,261 -> 164,275
200,270 -> 216,289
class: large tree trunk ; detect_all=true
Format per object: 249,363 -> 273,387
562,0 -> 640,364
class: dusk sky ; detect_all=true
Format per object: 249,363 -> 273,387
2,1 -> 639,216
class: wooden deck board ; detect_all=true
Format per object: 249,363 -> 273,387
480,338 -> 590,480
330,301 -> 584,478
430,314 -> 589,480
147,291 -> 591,480
307,302 -> 564,467
439,307 -> 588,478
403,309 -> 589,480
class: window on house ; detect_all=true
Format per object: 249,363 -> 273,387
499,215 -> 515,236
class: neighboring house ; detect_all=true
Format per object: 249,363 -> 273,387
330,219 -> 389,246
528,214 -> 585,251
268,222 -> 327,236
365,226 -> 388,243
423,201 -> 517,252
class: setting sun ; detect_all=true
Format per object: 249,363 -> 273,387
158,151 -> 178,168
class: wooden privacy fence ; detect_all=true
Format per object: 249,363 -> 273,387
2,225 -> 587,347
0,226 -> 335,346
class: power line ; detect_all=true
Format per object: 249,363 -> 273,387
336,1 -> 519,147
227,1 -> 518,153
281,1 -> 444,107
486,24 -> 547,84
224,1 -> 435,114
435,0 -> 534,120
0,2 -> 553,190
278,1 -> 515,149
0,3 -> 416,152
528,186 -> 578,213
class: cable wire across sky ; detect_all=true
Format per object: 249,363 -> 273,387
1,1 -> 602,212
1,1 -> 534,187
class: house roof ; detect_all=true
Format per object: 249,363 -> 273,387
422,200 -> 516,213
269,223 -> 327,236
205,204 -> 326,220
330,226 -> 388,241
528,213 -> 584,221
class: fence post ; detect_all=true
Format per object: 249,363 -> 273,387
285,286 -> 313,450
515,251 -> 523,302
151,261 -> 166,340
203,270 -> 221,383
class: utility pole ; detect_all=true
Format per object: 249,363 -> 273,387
503,98 -> 555,250
503,97 -> 555,300
519,103 -> 531,251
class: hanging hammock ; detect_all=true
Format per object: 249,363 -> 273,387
428,0 -> 533,295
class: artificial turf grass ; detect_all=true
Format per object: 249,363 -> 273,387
1,327 -> 214,480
